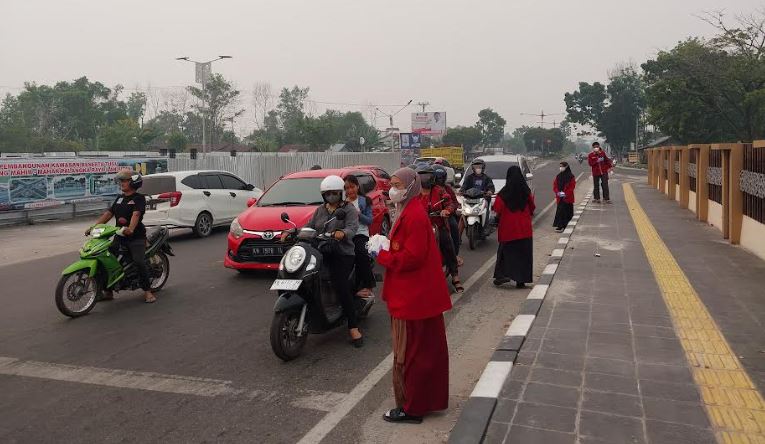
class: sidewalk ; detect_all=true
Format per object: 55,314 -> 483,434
466,172 -> 765,443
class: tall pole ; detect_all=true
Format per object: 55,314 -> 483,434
416,101 -> 429,112
202,81 -> 206,156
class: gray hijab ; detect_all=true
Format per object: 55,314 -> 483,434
390,167 -> 422,229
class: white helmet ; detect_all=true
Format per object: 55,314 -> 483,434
320,175 -> 345,193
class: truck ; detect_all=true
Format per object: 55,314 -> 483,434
419,146 -> 464,170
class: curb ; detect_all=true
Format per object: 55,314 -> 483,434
448,191 -> 593,444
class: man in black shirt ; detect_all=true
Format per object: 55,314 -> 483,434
86,170 -> 155,303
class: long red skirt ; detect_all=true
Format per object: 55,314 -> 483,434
391,314 -> 449,416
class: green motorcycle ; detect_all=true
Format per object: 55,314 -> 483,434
55,224 -> 173,317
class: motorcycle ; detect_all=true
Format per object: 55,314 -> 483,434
461,187 -> 493,250
269,211 -> 374,361
55,224 -> 173,318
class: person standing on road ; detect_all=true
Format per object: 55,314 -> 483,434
588,142 -> 612,203
344,175 -> 376,298
553,162 -> 576,233
493,166 -> 535,289
305,175 -> 364,347
375,167 -> 452,424
86,170 -> 155,303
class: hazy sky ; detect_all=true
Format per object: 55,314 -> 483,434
1,0 -> 762,136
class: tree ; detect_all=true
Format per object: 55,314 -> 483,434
475,108 -> 506,145
166,132 -> 188,151
126,92 -> 147,125
187,74 -> 245,145
523,127 -> 565,156
443,126 -> 482,150
277,86 -> 310,144
252,82 -> 275,130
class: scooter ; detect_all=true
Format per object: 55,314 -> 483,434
461,187 -> 493,250
55,224 -> 173,317
269,211 -> 374,361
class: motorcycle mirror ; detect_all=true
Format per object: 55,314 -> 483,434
281,212 -> 290,223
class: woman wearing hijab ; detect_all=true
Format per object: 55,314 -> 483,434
553,162 -> 576,233
493,165 -> 536,288
376,167 -> 452,424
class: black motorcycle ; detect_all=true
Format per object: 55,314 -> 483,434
269,211 -> 374,361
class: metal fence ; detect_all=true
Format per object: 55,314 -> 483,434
167,152 -> 402,190
743,144 -> 765,223
709,150 -> 723,204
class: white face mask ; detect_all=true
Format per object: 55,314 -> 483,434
560,167 -> 566,172
389,187 -> 406,203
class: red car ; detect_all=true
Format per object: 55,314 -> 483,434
224,166 -> 392,271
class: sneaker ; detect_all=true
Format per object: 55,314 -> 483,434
554,227 -> 564,233
593,199 -> 601,203
605,200 -> 612,204
493,278 -> 510,286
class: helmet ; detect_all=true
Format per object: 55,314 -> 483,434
320,175 -> 345,193
115,170 -> 143,190
416,164 -> 435,188
471,159 -> 486,169
432,165 -> 448,186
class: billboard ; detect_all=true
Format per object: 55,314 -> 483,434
0,158 -> 168,211
411,112 -> 446,136
399,133 -> 422,149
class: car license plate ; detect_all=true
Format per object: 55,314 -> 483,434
253,246 -> 282,256
270,279 -> 302,291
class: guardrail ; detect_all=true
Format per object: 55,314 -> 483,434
0,200 -> 109,227
646,141 -> 765,261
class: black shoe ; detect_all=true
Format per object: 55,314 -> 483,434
516,283 -> 527,289
352,336 -> 364,348
383,407 -> 423,424
493,278 -> 510,286
98,291 -> 114,301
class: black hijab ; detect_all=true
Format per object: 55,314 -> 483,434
557,162 -> 574,191
498,165 -> 531,212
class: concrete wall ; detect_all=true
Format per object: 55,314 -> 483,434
709,201 -> 724,234
689,191 -> 697,214
741,216 -> 765,261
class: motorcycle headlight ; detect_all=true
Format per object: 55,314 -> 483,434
230,218 -> 243,239
91,227 -> 105,238
283,246 -> 307,273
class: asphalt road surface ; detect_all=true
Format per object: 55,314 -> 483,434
0,157 -> 588,444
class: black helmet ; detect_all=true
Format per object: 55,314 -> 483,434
432,165 -> 448,186
416,164 -> 435,188
471,158 -> 486,168
115,170 -> 143,190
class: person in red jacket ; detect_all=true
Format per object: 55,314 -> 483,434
493,165 -> 536,288
587,141 -> 612,203
553,162 -> 576,232
376,167 -> 452,424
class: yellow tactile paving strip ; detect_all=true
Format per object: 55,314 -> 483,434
623,183 -> 765,444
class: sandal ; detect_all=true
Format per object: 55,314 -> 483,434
383,407 -> 423,424
144,295 -> 157,304
456,256 -> 464,267
452,279 -> 464,293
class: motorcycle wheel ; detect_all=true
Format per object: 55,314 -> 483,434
55,270 -> 99,318
467,225 -> 477,250
270,309 -> 307,361
149,252 -> 170,292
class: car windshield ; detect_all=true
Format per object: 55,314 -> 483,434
482,161 -> 519,180
257,178 -> 325,207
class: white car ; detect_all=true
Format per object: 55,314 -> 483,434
142,170 -> 263,237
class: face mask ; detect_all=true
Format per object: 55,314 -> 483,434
594,148 -> 600,152
324,192 -> 341,204
389,187 -> 405,203
560,167 -> 566,172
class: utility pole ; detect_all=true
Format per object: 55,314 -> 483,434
521,110 -> 564,128
416,101 -> 429,112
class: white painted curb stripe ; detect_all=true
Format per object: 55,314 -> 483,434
563,227 -> 574,234
470,361 -> 513,398
506,314 -> 536,336
543,263 -> 558,275
558,237 -> 569,244
568,221 -> 577,227
526,284 -> 549,300
551,249 -> 564,258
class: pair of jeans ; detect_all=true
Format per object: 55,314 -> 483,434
352,234 -> 376,290
110,237 -> 151,291
593,173 -> 610,201
325,253 -> 358,329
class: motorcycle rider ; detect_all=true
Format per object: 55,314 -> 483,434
417,165 -> 463,292
304,175 -> 364,347
459,159 -> 495,236
432,165 -> 462,264
86,170 -> 155,303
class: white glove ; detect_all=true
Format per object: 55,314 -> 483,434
366,234 -> 390,256
558,192 -> 566,198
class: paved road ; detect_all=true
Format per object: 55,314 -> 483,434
0,157 -> 587,443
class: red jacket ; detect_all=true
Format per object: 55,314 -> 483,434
553,176 -> 576,204
588,151 -> 612,177
493,194 -> 536,242
377,199 -> 452,320
417,186 -> 453,228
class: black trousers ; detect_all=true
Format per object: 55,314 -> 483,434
594,173 -> 610,201
110,237 -> 151,291
448,215 -> 461,255
326,254 -> 358,329
437,225 -> 458,276
352,235 -> 376,290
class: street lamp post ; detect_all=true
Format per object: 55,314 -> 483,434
175,56 -> 232,156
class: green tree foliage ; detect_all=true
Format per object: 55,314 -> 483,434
166,132 -> 188,152
523,127 -> 566,156
442,126 -> 482,150
475,108 -> 506,146
187,74 -> 244,145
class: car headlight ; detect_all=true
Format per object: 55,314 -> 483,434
230,218 -> 243,239
283,246 -> 307,273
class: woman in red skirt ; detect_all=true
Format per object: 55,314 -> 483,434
376,167 -> 453,424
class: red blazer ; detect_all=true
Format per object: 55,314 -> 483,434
493,194 -> 536,242
553,176 -> 576,204
417,186 -> 453,228
588,151 -> 612,177
377,199 -> 452,320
